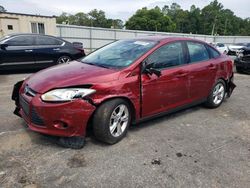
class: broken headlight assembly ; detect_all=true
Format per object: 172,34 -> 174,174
41,88 -> 96,102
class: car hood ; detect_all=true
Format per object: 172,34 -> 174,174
228,45 -> 244,51
26,61 -> 119,93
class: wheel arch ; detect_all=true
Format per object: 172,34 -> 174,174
86,96 -> 137,131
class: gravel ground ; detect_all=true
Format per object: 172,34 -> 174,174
0,70 -> 249,188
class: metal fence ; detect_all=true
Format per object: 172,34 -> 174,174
56,24 -> 250,52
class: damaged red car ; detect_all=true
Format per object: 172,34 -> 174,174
12,37 -> 236,149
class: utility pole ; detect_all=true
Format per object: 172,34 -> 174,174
211,15 -> 217,36
224,18 -> 228,35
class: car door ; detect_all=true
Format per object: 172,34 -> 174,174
186,41 -> 217,101
141,42 -> 190,118
33,35 -> 64,65
0,35 -> 35,66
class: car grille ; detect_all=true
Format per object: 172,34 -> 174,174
241,56 -> 250,62
19,94 -> 45,126
31,107 -> 45,126
19,95 -> 29,117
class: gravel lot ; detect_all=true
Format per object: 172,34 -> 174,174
0,70 -> 249,188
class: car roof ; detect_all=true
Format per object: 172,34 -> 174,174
131,35 -> 206,43
1,33 -> 68,43
5,33 -> 57,38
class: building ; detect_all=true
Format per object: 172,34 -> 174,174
0,12 -> 56,37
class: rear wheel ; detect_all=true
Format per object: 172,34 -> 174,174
205,79 -> 226,108
93,99 -> 131,144
57,56 -> 71,64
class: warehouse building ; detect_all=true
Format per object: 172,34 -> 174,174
0,12 -> 56,37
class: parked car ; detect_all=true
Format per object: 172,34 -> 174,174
213,43 -> 228,54
12,36 -> 236,149
235,47 -> 250,73
228,43 -> 250,56
0,33 -> 85,70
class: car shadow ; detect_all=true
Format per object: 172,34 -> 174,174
129,105 -> 203,132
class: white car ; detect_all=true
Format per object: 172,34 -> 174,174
214,43 -> 228,54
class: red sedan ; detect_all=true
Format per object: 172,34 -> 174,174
12,36 -> 236,149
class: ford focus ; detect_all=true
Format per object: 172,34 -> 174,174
12,36 -> 236,149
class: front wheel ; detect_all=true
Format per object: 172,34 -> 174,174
93,99 -> 131,144
205,79 -> 226,108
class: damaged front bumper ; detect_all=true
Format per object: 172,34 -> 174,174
12,81 -> 96,137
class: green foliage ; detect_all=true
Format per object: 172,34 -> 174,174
56,9 -> 123,29
125,7 -> 175,32
56,1 -> 250,35
126,0 -> 250,36
0,5 -> 7,12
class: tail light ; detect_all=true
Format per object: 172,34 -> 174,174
75,47 -> 85,55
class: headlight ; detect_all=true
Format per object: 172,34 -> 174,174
41,88 -> 96,102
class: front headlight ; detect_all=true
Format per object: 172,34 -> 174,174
41,88 -> 96,102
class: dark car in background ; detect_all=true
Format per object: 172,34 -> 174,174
228,43 -> 250,56
235,47 -> 250,73
0,33 -> 85,71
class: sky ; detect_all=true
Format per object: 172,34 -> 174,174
0,0 -> 249,21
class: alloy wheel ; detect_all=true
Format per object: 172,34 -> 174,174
109,104 -> 129,137
58,56 -> 71,64
213,83 -> 225,105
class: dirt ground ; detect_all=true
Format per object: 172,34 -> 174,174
0,70 -> 249,188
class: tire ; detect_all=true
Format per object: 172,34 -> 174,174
93,98 -> 131,144
205,79 -> 226,108
57,55 -> 72,64
58,137 -> 85,149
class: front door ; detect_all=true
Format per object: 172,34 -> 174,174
141,42 -> 190,118
0,35 -> 36,66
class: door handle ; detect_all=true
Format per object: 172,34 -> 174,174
176,72 -> 188,78
53,48 -> 60,51
208,64 -> 216,70
25,49 -> 33,52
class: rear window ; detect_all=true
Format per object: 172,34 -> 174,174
217,43 -> 224,47
207,46 -> 221,58
187,42 -> 210,63
36,36 -> 63,45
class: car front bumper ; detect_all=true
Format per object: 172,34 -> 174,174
12,82 -> 96,137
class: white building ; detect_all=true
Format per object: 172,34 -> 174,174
0,12 -> 57,37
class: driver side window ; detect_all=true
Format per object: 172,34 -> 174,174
147,42 -> 185,69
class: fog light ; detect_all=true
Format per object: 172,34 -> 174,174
53,121 -> 68,129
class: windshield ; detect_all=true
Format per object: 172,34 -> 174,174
81,40 -> 157,69
0,35 -> 10,43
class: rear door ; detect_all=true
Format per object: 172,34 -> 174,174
33,35 -> 64,65
186,41 -> 218,101
0,35 -> 36,66
141,41 -> 190,117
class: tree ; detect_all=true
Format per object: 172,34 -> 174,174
56,9 -> 123,29
125,7 -> 175,32
0,5 -> 7,12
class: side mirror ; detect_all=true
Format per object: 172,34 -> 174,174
0,43 -> 8,50
143,62 -> 162,77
